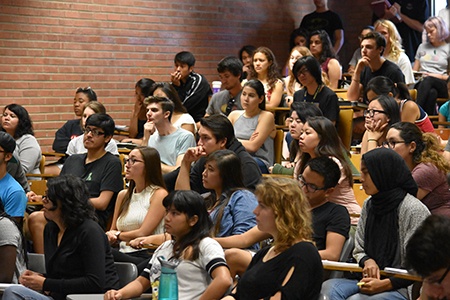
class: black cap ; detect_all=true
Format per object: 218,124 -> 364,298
0,131 -> 16,153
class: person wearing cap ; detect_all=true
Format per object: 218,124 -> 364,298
0,131 -> 27,224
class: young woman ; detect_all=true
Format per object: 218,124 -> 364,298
374,19 -> 415,85
66,101 -> 118,156
1,103 -> 41,176
104,190 -> 232,300
386,122 -> 450,216
309,30 -> 342,89
365,76 -> 434,132
228,79 -> 275,174
413,16 -> 450,115
0,204 -> 26,284
284,46 -> 312,105
150,81 -> 196,134
294,116 -> 361,224
361,94 -> 401,154
321,148 -> 430,300
238,45 -> 256,81
223,177 -> 323,299
248,47 -> 284,108
292,56 -> 340,124
106,146 -> 167,270
289,28 -> 309,50
126,78 -> 155,144
4,175 -> 120,300
271,101 -> 323,175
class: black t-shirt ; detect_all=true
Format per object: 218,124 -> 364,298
300,10 -> 344,44
293,86 -> 340,123
312,201 -> 350,251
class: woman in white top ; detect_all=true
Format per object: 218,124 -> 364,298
151,82 -> 196,134
106,146 -> 167,271
374,19 -> 415,85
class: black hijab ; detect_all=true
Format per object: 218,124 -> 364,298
362,148 -> 418,269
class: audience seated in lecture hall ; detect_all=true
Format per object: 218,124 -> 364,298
228,79 -> 276,174
106,146 -> 167,274
4,175 -> 120,300
141,96 -> 196,175
45,86 -> 97,174
238,45 -> 256,82
1,103 -> 42,177
104,190 -> 232,300
309,30 -> 342,89
205,56 -> 244,117
320,148 -> 430,300
386,122 -> 450,216
122,78 -> 155,145
170,51 -> 212,124
222,177 -> 323,300
222,157 -> 350,279
248,46 -> 284,109
27,113 -> 123,254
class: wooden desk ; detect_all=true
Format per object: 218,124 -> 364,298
42,152 -> 65,157
267,107 -> 290,126
322,261 -> 422,281
339,101 -> 368,111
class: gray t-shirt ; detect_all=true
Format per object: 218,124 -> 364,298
0,217 -> 26,283
206,90 -> 242,116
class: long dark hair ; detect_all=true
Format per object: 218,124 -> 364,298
249,46 -> 281,91
299,116 -> 353,186
365,76 -> 410,100
150,82 -> 187,113
372,95 -> 401,127
163,191 -> 213,261
118,146 -> 166,218
46,175 -> 96,228
293,56 -> 323,86
2,104 -> 34,138
243,79 -> 266,110
310,30 -> 337,63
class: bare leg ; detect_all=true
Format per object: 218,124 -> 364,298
224,248 -> 253,278
27,211 -> 47,254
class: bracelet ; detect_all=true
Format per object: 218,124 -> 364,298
367,139 -> 377,143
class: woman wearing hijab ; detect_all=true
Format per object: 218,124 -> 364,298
321,148 -> 430,300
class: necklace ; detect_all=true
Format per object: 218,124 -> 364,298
303,84 -> 323,102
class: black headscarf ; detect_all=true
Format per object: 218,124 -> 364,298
362,148 -> 418,269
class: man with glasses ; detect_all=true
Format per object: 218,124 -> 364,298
347,32 -> 405,102
28,114 -> 123,253
205,56 -> 243,116
406,215 -> 450,299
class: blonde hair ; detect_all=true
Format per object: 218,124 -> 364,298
420,133 -> 450,174
374,19 -> 404,61
287,46 -> 312,95
254,177 -> 312,253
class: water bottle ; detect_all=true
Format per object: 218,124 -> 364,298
158,256 -> 179,300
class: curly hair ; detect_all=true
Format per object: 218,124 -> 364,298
46,175 -> 96,228
374,19 -> 404,61
249,46 -> 281,92
2,104 -> 34,139
255,177 -> 312,253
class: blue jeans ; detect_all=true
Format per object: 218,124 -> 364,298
321,279 -> 407,300
253,157 -> 269,174
3,285 -> 54,300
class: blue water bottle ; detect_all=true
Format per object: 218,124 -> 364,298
158,256 -> 179,300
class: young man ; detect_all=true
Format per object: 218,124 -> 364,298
173,114 -> 262,193
299,0 -> 344,53
347,31 -> 405,102
141,96 -> 196,174
171,51 -> 212,123
406,215 -> 450,300
205,56 -> 243,116
0,131 -> 27,224
28,113 -> 123,253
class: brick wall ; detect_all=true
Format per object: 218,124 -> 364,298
0,0 -> 371,152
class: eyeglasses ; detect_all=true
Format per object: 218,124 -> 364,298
363,109 -> 387,118
297,68 -> 309,76
382,140 -> 407,149
76,86 -> 92,93
225,97 -> 236,116
125,157 -> 144,165
298,174 -> 327,193
423,266 -> 450,286
83,127 -> 105,137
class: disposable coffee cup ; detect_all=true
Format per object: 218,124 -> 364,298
212,81 -> 222,94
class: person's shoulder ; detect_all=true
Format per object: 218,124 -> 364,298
211,90 -> 229,100
175,127 -> 195,138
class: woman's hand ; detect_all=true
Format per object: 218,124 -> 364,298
129,235 -> 161,249
106,230 -> 120,244
19,270 -> 46,291
104,289 -> 123,300
27,192 -> 42,202
363,258 -> 380,279
365,118 -> 388,142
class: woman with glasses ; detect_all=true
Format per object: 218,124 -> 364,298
4,175 -> 120,300
365,76 -> 434,133
1,103 -> 42,177
284,46 -> 312,105
106,146 -> 167,272
293,56 -> 339,124
361,95 -> 401,154
386,122 -> 450,216
321,148 -> 430,300
294,116 -> 360,225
